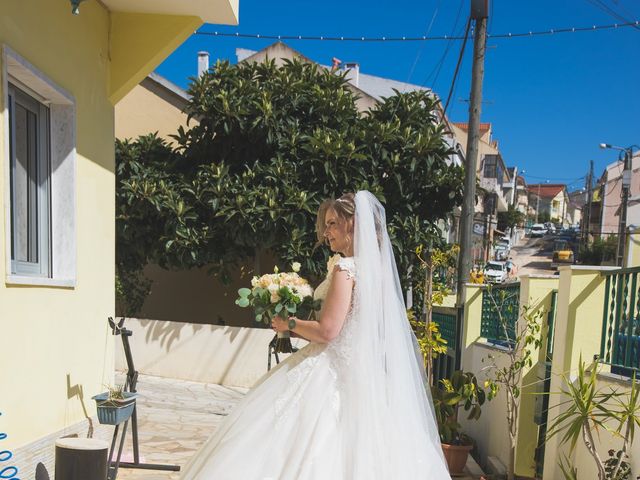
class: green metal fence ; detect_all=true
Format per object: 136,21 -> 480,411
481,283 -> 520,345
600,267 -> 640,375
433,310 -> 457,351
432,308 -> 458,385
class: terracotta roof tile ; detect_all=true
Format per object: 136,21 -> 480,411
452,122 -> 491,133
527,184 -> 566,198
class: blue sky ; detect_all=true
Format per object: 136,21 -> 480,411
156,0 -> 640,191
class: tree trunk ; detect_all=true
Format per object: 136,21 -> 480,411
610,421 -> 631,479
583,421 -> 606,479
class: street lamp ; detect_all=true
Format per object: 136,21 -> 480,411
599,143 -> 640,266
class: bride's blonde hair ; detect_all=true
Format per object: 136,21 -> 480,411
315,193 -> 356,248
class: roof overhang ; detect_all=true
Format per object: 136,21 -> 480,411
101,0 -> 239,25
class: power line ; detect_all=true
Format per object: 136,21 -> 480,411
583,0 -> 640,30
526,174 -> 586,181
443,17 -> 471,115
387,2 -> 442,119
195,20 -> 639,42
424,0 -> 466,87
402,1 -> 443,87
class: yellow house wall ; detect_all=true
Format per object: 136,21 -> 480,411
543,267 -> 618,479
514,276 -> 558,477
0,1 -> 210,458
458,284 -> 515,469
0,0 -> 115,451
115,81 -> 193,141
627,231 -> 640,267
460,278 -> 558,476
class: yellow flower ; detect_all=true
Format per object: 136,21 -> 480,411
292,262 -> 301,273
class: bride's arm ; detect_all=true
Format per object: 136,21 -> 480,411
272,267 -> 353,344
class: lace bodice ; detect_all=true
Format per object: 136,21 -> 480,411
314,255 -> 356,304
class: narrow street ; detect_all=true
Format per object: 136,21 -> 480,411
510,235 -> 555,277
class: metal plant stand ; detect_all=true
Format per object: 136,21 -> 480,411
106,317 -> 180,480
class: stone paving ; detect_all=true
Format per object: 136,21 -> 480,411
110,373 -> 483,480
112,374 -> 246,480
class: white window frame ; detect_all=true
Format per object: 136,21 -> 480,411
3,45 -> 77,287
8,83 -> 52,277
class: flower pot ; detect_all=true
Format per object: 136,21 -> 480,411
92,392 -> 138,426
441,442 -> 473,475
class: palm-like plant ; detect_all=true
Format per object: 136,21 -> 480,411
546,358 -> 640,480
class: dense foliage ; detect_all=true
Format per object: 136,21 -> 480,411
497,204 -> 526,231
116,58 -> 464,316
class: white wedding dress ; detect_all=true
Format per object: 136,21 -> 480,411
181,192 -> 451,480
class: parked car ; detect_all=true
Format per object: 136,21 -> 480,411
530,224 -> 546,238
544,222 -> 556,234
484,261 -> 508,284
494,244 -> 509,261
496,236 -> 512,249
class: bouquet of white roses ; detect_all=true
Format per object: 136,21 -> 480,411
236,262 -> 320,353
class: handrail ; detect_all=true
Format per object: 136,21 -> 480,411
601,266 -> 640,276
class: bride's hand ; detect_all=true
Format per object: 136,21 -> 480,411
271,316 -> 290,333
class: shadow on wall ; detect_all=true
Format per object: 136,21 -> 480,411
115,318 -> 276,387
138,318 -> 245,352
66,374 -> 94,439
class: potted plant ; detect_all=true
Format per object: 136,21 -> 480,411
432,370 -> 487,475
92,385 -> 138,426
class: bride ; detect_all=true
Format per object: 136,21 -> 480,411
181,191 -> 451,479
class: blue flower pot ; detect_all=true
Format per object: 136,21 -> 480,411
92,392 -> 138,425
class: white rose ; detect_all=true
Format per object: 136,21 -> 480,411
292,262 -> 301,273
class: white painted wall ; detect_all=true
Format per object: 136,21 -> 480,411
114,318 -> 306,388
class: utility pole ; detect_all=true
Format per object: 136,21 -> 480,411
616,150 -> 632,266
582,160 -> 594,249
600,143 -> 638,266
456,0 -> 488,360
535,184 -> 541,224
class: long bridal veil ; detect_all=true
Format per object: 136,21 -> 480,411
342,191 -> 449,478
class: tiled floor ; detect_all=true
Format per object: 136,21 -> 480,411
110,374 -> 482,479
111,374 -> 246,480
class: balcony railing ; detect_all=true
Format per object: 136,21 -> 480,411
481,283 -> 520,345
600,267 -> 640,375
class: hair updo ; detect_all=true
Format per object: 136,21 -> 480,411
315,193 -> 356,248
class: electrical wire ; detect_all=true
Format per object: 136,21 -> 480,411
526,174 -> 586,181
424,0 -> 466,88
195,20 -> 640,42
583,0 -> 640,30
443,17 -> 471,115
384,2 -> 443,121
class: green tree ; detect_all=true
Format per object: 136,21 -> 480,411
497,204 -> 526,232
116,58 -> 464,316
